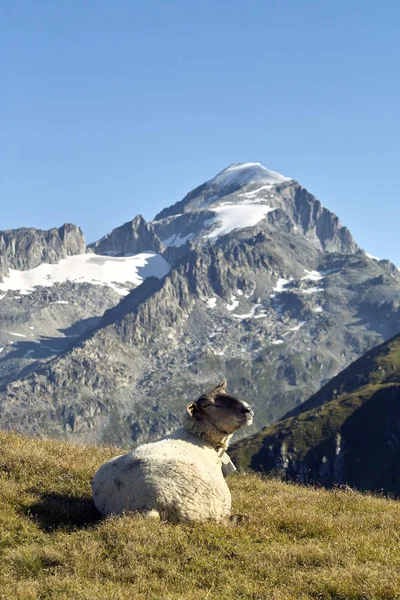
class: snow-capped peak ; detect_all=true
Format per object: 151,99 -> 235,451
152,162 -> 292,244
209,162 -> 291,191
152,161 -> 292,222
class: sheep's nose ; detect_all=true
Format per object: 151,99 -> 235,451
242,406 -> 252,413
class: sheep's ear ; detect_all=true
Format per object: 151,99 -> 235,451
186,402 -> 197,417
212,379 -> 227,394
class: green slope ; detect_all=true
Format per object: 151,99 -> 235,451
1,431 -> 400,599
231,333 -> 400,495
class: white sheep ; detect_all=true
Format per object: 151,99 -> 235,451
92,380 -> 254,523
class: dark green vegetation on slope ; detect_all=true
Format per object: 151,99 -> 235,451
1,431 -> 400,599
231,333 -> 400,496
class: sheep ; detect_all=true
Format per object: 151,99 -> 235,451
92,380 -> 254,523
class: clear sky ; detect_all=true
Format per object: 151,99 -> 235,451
1,1 -> 399,264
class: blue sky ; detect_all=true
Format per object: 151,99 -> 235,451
1,0 -> 399,264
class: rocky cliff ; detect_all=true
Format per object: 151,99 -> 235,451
0,224 -> 85,278
88,215 -> 164,257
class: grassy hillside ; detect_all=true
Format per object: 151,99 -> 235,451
286,332 -> 400,419
1,432 -> 400,599
230,333 -> 400,495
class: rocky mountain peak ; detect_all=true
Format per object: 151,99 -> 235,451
210,162 -> 291,191
0,223 -> 85,279
148,170 -> 357,256
154,162 -> 292,220
90,163 -> 356,258
88,215 -> 164,257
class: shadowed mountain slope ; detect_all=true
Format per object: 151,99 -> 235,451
230,333 -> 400,495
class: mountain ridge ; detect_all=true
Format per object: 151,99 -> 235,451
0,162 -> 399,448
0,223 -> 85,279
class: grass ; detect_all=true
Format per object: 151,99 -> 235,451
1,431 -> 400,599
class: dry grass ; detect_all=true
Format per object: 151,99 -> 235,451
0,431 -> 399,599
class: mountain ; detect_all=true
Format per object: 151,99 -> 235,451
230,333 -> 400,495
0,162 -> 400,446
151,162 -> 357,254
0,224 -> 170,389
0,223 -> 85,278
88,214 -> 165,256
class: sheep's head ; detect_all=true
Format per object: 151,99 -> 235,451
186,380 -> 254,435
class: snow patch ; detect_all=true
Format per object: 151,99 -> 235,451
271,339 -> 284,345
366,252 -> 381,261
287,321 -> 306,332
161,232 -> 194,247
240,183 -> 276,198
244,284 -> 256,299
302,270 -> 324,282
204,203 -> 275,239
313,306 -> 323,313
232,303 -> 267,320
300,287 -> 324,295
209,163 -> 291,191
152,214 -> 184,224
6,332 -> 27,338
232,311 -> 253,320
211,349 -> 225,356
273,278 -> 291,293
0,253 -> 171,296
206,297 -> 217,309
226,296 -> 239,311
